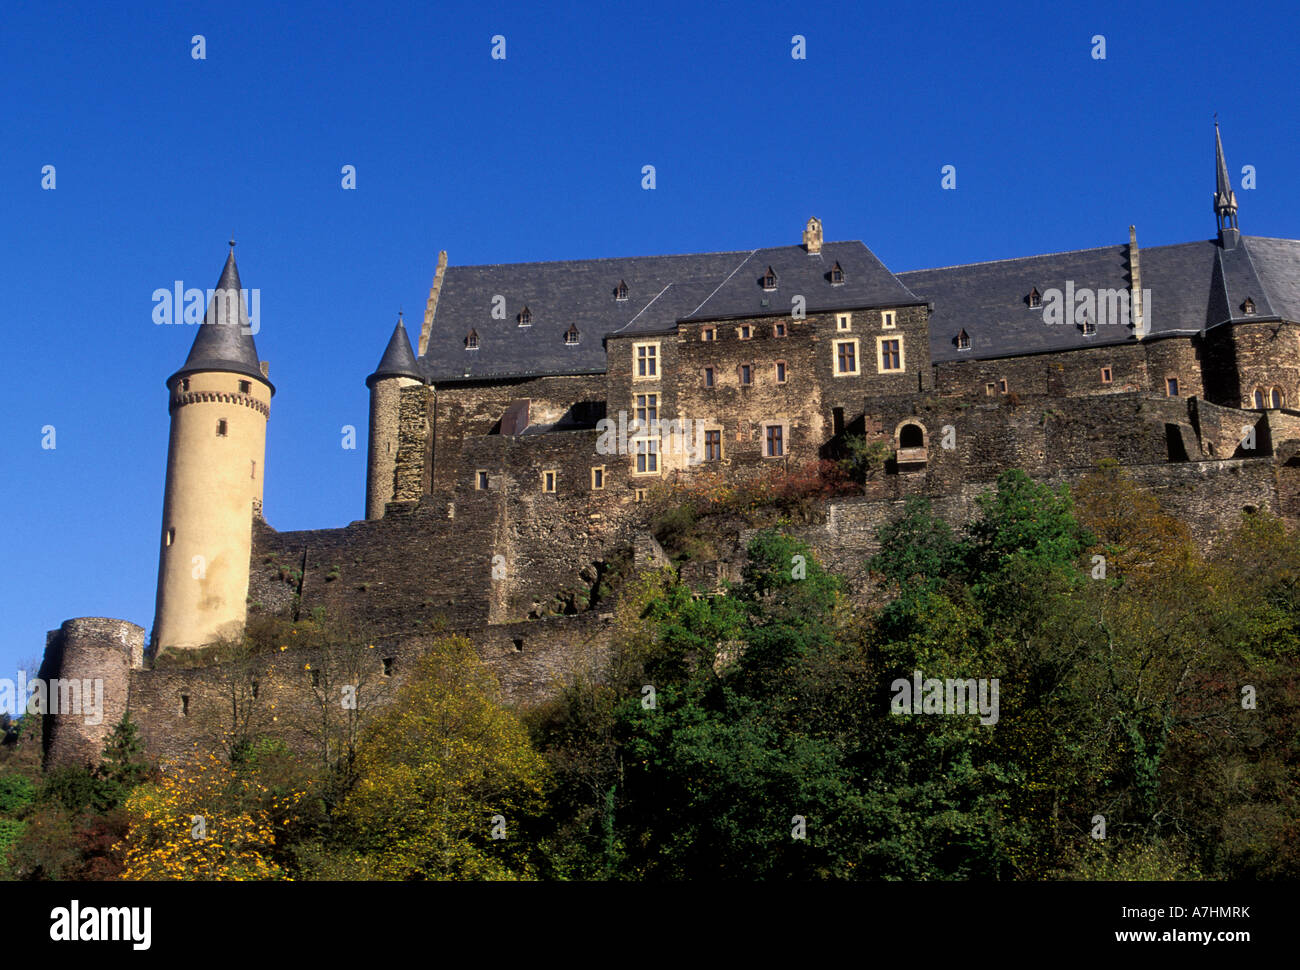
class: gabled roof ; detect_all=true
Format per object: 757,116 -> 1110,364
366,316 -> 422,386
902,235 -> 1300,363
171,249 -> 272,391
417,240 -> 921,381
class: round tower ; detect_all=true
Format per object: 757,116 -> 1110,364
153,244 -> 274,653
365,314 -> 424,519
39,617 -> 144,769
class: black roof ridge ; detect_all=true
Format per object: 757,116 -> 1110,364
898,238 -> 1225,276
441,239 -> 870,272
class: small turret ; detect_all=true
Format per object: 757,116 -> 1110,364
366,314 -> 424,519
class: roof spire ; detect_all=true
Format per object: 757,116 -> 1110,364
1215,120 -> 1240,248
366,314 -> 423,387
169,245 -> 272,392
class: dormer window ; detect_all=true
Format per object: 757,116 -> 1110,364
564,325 -> 580,345
1081,316 -> 1096,336
1028,288 -> 1042,309
761,267 -> 778,290
1242,297 -> 1256,315
615,280 -> 629,301
957,329 -> 970,350
518,307 -> 532,326
466,329 -> 479,350
830,262 -> 844,285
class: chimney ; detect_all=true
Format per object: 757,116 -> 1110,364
418,250 -> 448,358
802,217 -> 823,254
1129,225 -> 1145,339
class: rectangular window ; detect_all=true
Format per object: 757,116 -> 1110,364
837,313 -> 852,331
765,424 -> 785,457
382,657 -> 394,677
634,488 -> 647,502
878,337 -> 903,372
634,342 -> 659,379
635,392 -> 659,428
986,382 -> 996,396
705,430 -> 722,462
543,470 -> 557,492
476,470 -> 489,490
634,438 -> 659,474
1101,367 -> 1113,384
702,327 -> 716,341
775,361 -> 787,383
1166,377 -> 1179,397
834,339 -> 859,375
738,325 -> 752,340
703,366 -> 715,387
238,380 -> 251,394
881,310 -> 897,329
998,378 -> 1009,394
251,459 -> 256,479
591,466 -> 605,490
216,419 -> 228,436
165,527 -> 175,547
739,363 -> 753,386
773,322 -> 787,337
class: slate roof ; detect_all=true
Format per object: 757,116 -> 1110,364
171,249 -> 272,391
417,241 -> 923,382
901,235 -> 1300,364
367,316 -> 423,386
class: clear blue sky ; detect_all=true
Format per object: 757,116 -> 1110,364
4,0 -> 1300,680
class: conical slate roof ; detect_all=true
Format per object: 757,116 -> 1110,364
170,248 -> 272,392
366,316 -> 423,386
1215,122 -> 1238,216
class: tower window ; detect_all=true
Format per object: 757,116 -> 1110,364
543,470 -> 557,492
998,379 -> 1009,394
634,342 -> 659,379
165,527 -> 175,547
703,366 -> 715,387
738,325 -> 752,340
180,694 -> 190,716
382,657 -> 394,677
1028,288 -> 1042,308
1101,367 -> 1113,384
773,322 -> 787,337
476,470 -> 489,490
1272,387 -> 1284,408
830,262 -> 844,284
1254,388 -> 1265,409
739,363 -> 753,386
1166,377 -> 1179,397
616,280 -> 628,301
702,327 -> 717,341
216,419 -> 228,436
518,307 -> 532,326
251,459 -> 256,479
238,380 -> 251,394
564,325 -> 580,345
591,466 -> 605,490
181,378 -> 190,391
761,267 -> 778,290
634,488 -> 647,502
635,393 -> 659,428
775,361 -> 787,383
986,383 -> 996,396
634,438 -> 659,474
466,329 -> 479,350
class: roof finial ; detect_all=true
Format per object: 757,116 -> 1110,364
229,235 -> 236,250
1214,120 -> 1239,247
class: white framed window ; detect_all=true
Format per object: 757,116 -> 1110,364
881,310 -> 897,329
836,313 -> 852,331
876,335 -> 904,372
633,437 -> 660,475
633,341 -> 659,380
833,338 -> 860,376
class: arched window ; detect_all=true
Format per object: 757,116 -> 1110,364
1254,388 -> 1265,409
1272,387 -> 1284,408
899,423 -> 925,449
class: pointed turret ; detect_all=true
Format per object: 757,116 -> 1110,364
365,313 -> 426,519
1214,121 -> 1240,249
171,245 -> 274,391
366,314 -> 423,387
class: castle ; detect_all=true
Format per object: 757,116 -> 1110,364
37,125 -> 1300,767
